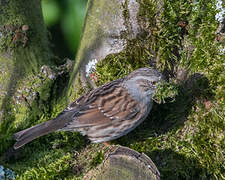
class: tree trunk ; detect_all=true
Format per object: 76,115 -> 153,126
84,146 -> 160,180
0,0 -> 59,152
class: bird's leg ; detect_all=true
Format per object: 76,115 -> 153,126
102,142 -> 111,147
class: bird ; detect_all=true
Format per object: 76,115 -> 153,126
13,67 -> 164,149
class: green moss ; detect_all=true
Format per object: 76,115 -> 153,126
11,150 -> 74,180
90,151 -> 104,168
153,81 -> 178,104
95,37 -> 156,85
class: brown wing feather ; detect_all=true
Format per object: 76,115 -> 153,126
59,79 -> 124,128
66,86 -> 127,127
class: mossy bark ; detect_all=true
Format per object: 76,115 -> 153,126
0,0 -> 58,153
68,0 -> 163,96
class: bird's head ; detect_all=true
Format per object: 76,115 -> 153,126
125,68 -> 164,97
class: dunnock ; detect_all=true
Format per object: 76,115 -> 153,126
13,68 -> 163,149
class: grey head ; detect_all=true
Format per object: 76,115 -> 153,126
123,68 -> 164,104
126,67 -> 163,81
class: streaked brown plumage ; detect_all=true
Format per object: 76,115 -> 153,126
13,68 -> 163,149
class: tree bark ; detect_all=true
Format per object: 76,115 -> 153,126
0,0 -> 58,153
84,146 -> 160,180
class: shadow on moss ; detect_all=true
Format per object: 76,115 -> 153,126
151,73 -> 212,133
150,149 -> 210,180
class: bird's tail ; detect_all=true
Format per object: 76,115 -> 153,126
13,119 -> 60,149
13,109 -> 78,149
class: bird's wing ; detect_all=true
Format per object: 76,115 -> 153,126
59,79 -> 147,132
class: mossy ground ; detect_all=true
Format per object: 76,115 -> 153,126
1,0 -> 225,179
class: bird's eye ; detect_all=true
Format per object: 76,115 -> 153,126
152,81 -> 156,85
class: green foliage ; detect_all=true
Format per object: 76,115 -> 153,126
42,0 -> 61,26
61,0 -> 86,53
41,0 -> 87,55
